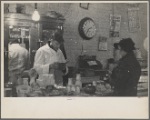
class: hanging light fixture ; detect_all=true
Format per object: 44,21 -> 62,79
32,3 -> 40,21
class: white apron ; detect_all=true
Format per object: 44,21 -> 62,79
34,44 -> 66,87
9,44 -> 29,85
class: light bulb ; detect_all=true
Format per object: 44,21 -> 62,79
32,10 -> 40,21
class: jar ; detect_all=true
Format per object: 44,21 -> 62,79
23,78 -> 29,85
76,74 -> 81,81
71,85 -> 76,92
92,81 -> 97,86
68,78 -> 73,86
75,74 -> 82,88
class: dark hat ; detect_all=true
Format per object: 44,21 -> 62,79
114,43 -> 119,49
118,38 -> 135,53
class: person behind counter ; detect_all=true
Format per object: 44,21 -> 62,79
8,38 -> 29,86
33,33 -> 68,87
111,38 -> 141,96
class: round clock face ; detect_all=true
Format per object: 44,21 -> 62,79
78,17 -> 96,40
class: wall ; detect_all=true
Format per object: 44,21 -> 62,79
113,3 -> 148,59
6,3 -> 148,68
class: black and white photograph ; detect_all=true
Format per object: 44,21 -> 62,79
1,1 -> 149,119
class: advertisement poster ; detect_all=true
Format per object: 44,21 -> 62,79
109,14 -> 121,37
98,36 -> 107,51
128,7 -> 141,32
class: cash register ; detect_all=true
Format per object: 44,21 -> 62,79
77,55 -> 110,87
78,55 -> 103,77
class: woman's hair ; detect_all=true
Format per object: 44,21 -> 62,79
114,43 -> 119,49
118,38 -> 135,53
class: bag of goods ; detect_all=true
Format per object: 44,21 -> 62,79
26,90 -> 43,97
95,81 -> 113,96
49,89 -> 61,96
41,85 -> 55,96
30,82 -> 40,91
42,85 -> 65,96
83,84 -> 96,95
37,74 -> 55,88
16,85 -> 31,97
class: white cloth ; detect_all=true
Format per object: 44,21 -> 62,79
9,43 -> 29,84
34,44 -> 66,86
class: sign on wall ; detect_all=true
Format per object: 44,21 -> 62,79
98,36 -> 107,51
128,7 -> 141,32
109,14 -> 121,37
9,26 -> 29,39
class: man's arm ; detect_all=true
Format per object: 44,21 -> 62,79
33,50 -> 50,74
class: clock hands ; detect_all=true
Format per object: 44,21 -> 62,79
86,27 -> 92,34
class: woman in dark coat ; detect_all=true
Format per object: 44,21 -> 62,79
111,38 -> 141,96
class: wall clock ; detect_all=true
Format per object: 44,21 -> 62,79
78,17 -> 96,40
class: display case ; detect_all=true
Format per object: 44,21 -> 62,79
4,13 -> 38,83
4,13 -> 65,83
4,13 -> 39,66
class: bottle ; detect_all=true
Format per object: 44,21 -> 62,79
71,85 -> 76,92
96,81 -> 101,92
23,78 -> 29,85
92,81 -> 97,87
75,86 -> 80,95
67,78 -> 73,93
75,74 -> 82,95
75,74 -> 82,88
68,78 -> 73,86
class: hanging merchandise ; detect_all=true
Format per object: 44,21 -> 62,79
128,7 -> 141,32
109,14 -> 121,37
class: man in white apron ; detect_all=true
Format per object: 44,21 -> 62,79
9,39 -> 29,85
33,33 -> 68,87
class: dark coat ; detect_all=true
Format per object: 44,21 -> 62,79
111,52 -> 141,96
